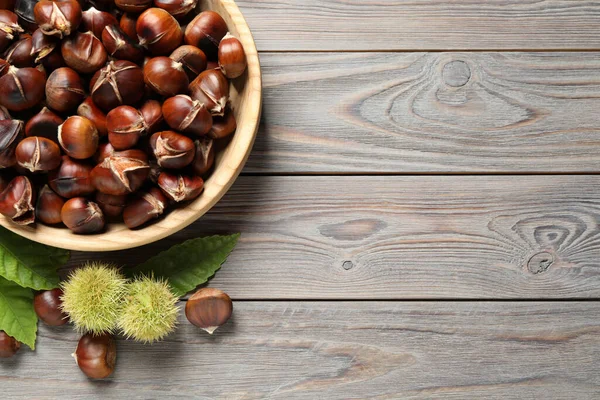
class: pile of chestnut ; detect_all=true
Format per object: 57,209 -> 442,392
0,0 -> 246,233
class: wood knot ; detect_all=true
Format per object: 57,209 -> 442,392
527,252 -> 554,274
342,261 -> 354,270
442,60 -> 471,87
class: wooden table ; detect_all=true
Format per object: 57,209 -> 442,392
4,1 -> 600,398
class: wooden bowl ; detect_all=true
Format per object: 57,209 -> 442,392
0,0 -> 262,251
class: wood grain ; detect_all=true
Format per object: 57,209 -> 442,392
246,51 -> 600,173
67,175 -> 600,299
1,301 -> 599,399
236,0 -> 600,51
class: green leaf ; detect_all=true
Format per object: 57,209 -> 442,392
129,234 -> 240,297
0,276 -> 37,349
0,227 -> 70,290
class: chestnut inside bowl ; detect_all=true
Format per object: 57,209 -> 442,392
0,0 -> 262,251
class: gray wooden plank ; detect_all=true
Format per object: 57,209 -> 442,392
67,175 -> 600,299
247,52 -> 600,173
237,0 -> 600,51
1,301 -> 599,399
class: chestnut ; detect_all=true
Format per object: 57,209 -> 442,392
0,0 -> 15,10
58,116 -> 99,160
61,31 -> 107,74
0,10 -> 23,53
185,288 -> 232,334
218,33 -> 246,79
162,95 -> 212,136
139,99 -> 163,134
154,0 -> 196,18
73,333 -> 116,379
0,119 -> 23,168
0,105 -> 10,120
34,288 -> 68,325
119,12 -> 138,43
34,0 -> 82,38
31,28 -> 58,63
0,331 -> 20,358
136,8 -> 182,56
106,105 -> 146,150
157,172 -> 203,202
0,58 -> 9,77
143,56 -> 188,97
48,155 -> 95,198
170,45 -> 206,80
80,6 -> 117,38
0,175 -> 35,225
95,192 -> 127,218
35,184 -> 65,224
208,107 -> 236,139
91,154 -> 149,195
61,197 -> 104,234
90,60 -> 145,112
25,107 -> 63,142
115,0 -> 151,13
13,0 -> 36,33
188,69 -> 229,117
184,11 -> 227,60
77,97 -> 107,137
0,66 -> 46,111
3,34 -> 34,68
149,131 -> 195,169
102,25 -> 144,64
191,137 -> 214,176
93,141 -> 115,164
122,186 -> 166,229
16,136 -> 62,172
45,67 -> 86,113
41,48 -> 66,72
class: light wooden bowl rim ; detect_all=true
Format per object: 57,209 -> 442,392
0,0 -> 262,252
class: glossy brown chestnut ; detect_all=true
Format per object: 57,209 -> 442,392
16,136 -> 62,172
25,107 -> 63,142
0,175 -> 35,225
58,116 -> 99,160
170,45 -> 206,80
0,10 -> 23,53
77,97 -> 107,137
3,34 -> 34,68
0,331 -> 20,358
119,12 -> 138,42
91,154 -> 149,195
45,67 -> 85,113
73,333 -> 116,379
90,60 -> 145,112
0,66 -> 45,111
14,0 -> 37,32
143,56 -> 188,97
122,186 -> 166,229
95,192 -> 127,218
0,58 -> 9,77
191,137 -> 214,176
154,0 -> 196,18
157,171 -> 203,202
80,6 -> 117,38
162,95 -> 212,136
31,28 -> 58,63
218,33 -> 246,79
41,48 -> 66,71
115,0 -> 150,12
93,142 -> 114,164
61,197 -> 104,233
188,69 -> 229,116
185,288 -> 232,334
48,155 -> 95,198
34,0 -> 82,38
136,8 -> 182,56
102,24 -> 144,64
35,184 -> 65,225
149,131 -> 195,169
106,105 -> 146,150
208,107 -> 236,139
61,31 -> 107,74
206,60 -> 218,70
184,11 -> 227,60
0,119 -> 23,167
34,288 -> 68,325
139,99 -> 163,133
